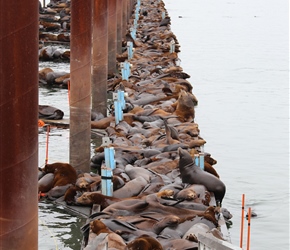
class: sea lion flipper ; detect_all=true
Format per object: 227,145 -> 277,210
89,211 -> 112,219
112,219 -> 138,231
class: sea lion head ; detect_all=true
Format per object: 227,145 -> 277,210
178,147 -> 194,168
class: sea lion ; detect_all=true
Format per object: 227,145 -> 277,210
113,176 -> 148,199
38,173 -> 54,193
87,220 -> 127,250
159,238 -> 198,250
126,235 -> 163,250
182,222 -> 210,241
42,162 -> 77,188
178,148 -> 226,206
76,192 -> 122,209
175,187 -> 198,201
125,165 -> 153,183
39,105 -> 64,120
46,183 -> 73,200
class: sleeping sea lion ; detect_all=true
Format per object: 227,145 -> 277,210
39,105 -> 64,120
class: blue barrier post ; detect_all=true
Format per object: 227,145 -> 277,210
170,40 -> 175,53
117,99 -> 123,120
194,154 -> 199,166
102,146 -> 115,196
127,41 -> 133,60
125,61 -> 131,76
121,61 -> 130,80
120,62 -> 126,80
101,167 -> 113,196
130,27 -> 136,40
117,90 -> 125,109
199,145 -> 205,170
113,91 -> 125,124
105,147 -> 115,170
135,12 -> 139,22
162,11 -> 165,19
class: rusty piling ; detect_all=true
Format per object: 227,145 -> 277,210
116,0 -> 123,54
122,0 -> 128,38
69,0 -> 92,172
91,0 -> 108,116
0,1 -> 39,249
108,0 -> 117,76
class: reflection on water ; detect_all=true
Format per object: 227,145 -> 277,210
38,200 -> 87,250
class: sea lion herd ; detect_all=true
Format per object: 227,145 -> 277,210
38,0 -> 232,249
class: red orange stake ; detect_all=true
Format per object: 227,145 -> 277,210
240,193 -> 245,248
247,207 -> 252,250
45,125 -> 50,165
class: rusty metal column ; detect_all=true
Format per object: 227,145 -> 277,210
108,0 -> 117,76
0,1 -> 38,249
127,0 -> 131,23
70,0 -> 92,172
122,0 -> 128,38
116,0 -> 123,54
91,0 -> 108,116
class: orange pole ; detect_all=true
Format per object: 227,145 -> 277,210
45,125 -> 50,165
247,207 -> 252,250
240,193 -> 245,248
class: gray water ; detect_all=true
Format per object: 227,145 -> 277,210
38,0 -> 289,249
164,0 -> 289,249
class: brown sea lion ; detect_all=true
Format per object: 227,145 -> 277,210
76,192 -> 122,209
172,89 -> 198,122
126,235 -> 163,250
42,162 -> 77,188
88,220 -> 127,249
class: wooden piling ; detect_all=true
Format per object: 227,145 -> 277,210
91,0 -> 108,116
0,1 -> 39,248
70,0 -> 92,172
